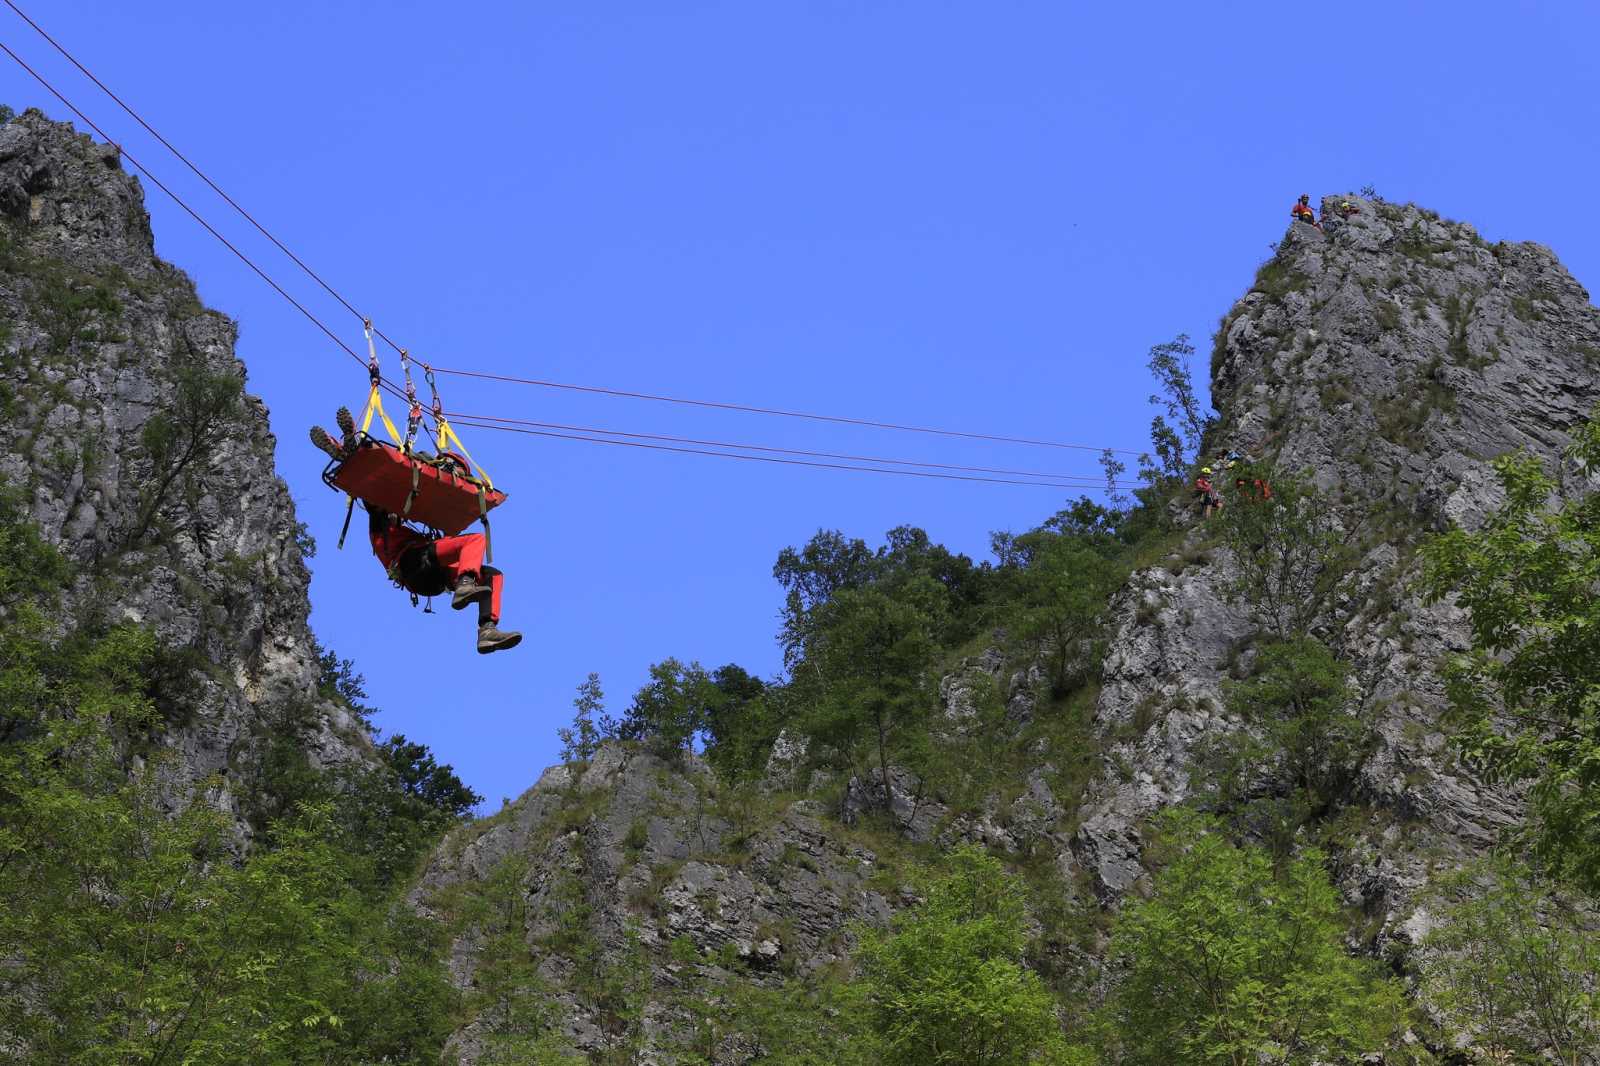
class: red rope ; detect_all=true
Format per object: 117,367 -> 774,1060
2,3 -> 1148,464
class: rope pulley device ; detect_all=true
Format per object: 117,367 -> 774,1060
323,323 -> 508,550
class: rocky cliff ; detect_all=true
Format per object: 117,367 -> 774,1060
415,197 -> 1600,1062
7,106 -> 1596,1060
0,110 -> 368,823
1073,197 -> 1600,922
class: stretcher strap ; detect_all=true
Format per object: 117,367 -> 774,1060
337,495 -> 355,551
402,460 -> 421,520
436,417 -> 494,490
478,483 -> 492,564
359,381 -> 403,446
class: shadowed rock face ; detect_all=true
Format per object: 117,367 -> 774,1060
416,744 -> 897,1062
0,110 -> 368,825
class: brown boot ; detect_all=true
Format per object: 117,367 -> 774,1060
452,573 -> 492,611
477,623 -> 522,655
336,406 -> 358,451
310,425 -> 345,461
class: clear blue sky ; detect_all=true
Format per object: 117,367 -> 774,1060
5,1 -> 1597,808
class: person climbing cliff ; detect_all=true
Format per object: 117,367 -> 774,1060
1194,467 -> 1223,518
366,504 -> 522,654
1291,194 -> 1322,231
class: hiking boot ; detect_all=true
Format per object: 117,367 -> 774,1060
310,425 -> 345,461
452,573 -> 492,611
336,406 -> 358,450
477,624 -> 522,655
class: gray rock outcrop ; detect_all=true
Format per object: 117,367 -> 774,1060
1072,195 -> 1598,928
0,110 -> 369,826
420,196 -> 1600,1061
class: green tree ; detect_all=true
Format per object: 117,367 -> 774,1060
854,846 -> 1080,1066
1213,468 -> 1361,643
602,658 -> 717,757
1420,412 -> 1600,891
1106,812 -> 1406,1065
315,640 -> 373,720
1000,532 -> 1121,695
1419,858 -> 1600,1065
0,671 -> 455,1062
1222,636 -> 1374,823
377,733 -> 482,816
724,979 -> 870,1065
805,583 -> 939,810
558,671 -> 606,763
0,497 -> 456,1062
127,360 -> 244,547
1146,333 -> 1210,481
699,662 -> 773,784
774,530 -> 881,667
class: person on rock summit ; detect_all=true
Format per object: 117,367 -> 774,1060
310,409 -> 523,655
1291,193 -> 1322,231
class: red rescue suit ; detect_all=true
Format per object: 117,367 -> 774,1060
370,513 -> 504,623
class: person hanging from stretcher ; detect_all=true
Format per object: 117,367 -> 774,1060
313,407 -> 522,655
367,503 -> 521,654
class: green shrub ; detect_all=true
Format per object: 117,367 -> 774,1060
1103,812 -> 1408,1064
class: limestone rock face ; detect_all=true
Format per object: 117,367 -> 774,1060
0,111 -> 368,822
416,194 -> 1600,1060
415,743 -> 895,1063
1071,195 -> 1597,927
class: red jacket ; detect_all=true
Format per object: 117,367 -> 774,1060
370,519 -> 429,572
1291,201 -> 1315,220
1194,476 -> 1214,494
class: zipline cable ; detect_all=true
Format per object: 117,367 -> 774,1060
1,16 -> 1153,477
0,40 -> 374,374
2,2 -> 1150,462
432,366 -> 1146,456
447,417 -> 1117,490
449,411 -> 1123,484
0,43 -> 1129,496
0,0 -> 409,355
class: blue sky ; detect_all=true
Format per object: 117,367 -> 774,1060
4,1 -> 1597,807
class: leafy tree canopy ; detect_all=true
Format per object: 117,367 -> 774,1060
1105,811 -> 1407,1066
1421,410 -> 1600,891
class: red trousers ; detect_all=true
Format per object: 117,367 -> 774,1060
431,533 -> 503,622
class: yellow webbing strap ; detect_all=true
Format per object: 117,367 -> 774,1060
435,417 -> 493,490
359,381 -> 404,446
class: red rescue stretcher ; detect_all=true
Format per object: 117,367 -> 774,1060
323,435 -> 507,537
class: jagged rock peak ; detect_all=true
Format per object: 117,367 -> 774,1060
1210,193 -> 1600,529
0,110 -> 368,824
0,108 -> 159,275
1071,196 -> 1600,915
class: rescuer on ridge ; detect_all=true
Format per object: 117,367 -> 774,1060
1291,193 -> 1322,231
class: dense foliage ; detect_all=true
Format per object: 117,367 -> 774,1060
0,491 -> 464,1063
1103,813 -> 1407,1065
854,847 -> 1084,1066
1422,410 -> 1600,892
1419,859 -> 1600,1063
